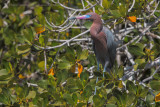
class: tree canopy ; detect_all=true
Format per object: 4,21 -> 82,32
0,0 -> 160,106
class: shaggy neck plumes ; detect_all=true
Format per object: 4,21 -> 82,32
90,18 -> 103,39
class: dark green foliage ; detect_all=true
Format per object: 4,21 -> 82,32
0,0 -> 160,106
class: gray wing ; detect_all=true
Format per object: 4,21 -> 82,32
103,27 -> 117,68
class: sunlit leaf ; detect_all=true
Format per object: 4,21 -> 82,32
118,80 -> 123,89
48,67 -> 54,76
79,50 -> 88,60
77,63 -> 83,78
155,92 -> 160,102
128,16 -> 137,22
103,0 -> 111,9
18,74 -> 25,79
26,91 -> 36,99
34,26 -> 45,34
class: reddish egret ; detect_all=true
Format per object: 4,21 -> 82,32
70,12 -> 117,94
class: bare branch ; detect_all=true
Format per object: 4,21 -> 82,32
44,50 -> 47,73
128,0 -> 135,12
142,66 -> 160,83
34,29 -> 90,50
51,0 -> 98,11
117,16 -> 160,51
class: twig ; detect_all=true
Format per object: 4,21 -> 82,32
124,46 -> 135,65
48,38 -> 91,43
81,0 -> 85,9
144,58 -> 160,70
44,50 -> 47,73
51,0 -> 98,11
142,66 -> 160,83
27,82 -> 38,87
128,0 -> 135,12
34,29 -> 90,50
117,15 -> 160,51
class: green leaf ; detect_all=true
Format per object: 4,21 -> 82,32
126,93 -> 136,106
0,69 -> 12,85
26,91 -> 36,99
106,82 -> 114,89
103,0 -> 111,9
126,80 -> 137,94
17,44 -> 31,55
139,87 -> 148,98
150,80 -> 160,91
72,93 -> 78,103
108,96 -> 117,104
115,65 -> 124,78
58,61 -> 72,70
135,58 -> 146,69
38,61 -> 45,71
80,72 -> 89,81
0,69 -> 8,76
82,85 -> 92,99
118,4 -> 127,16
146,94 -> 154,103
34,6 -> 43,16
128,45 -> 145,56
0,18 -> 3,27
105,104 -> 117,107
63,94 -> 74,105
110,10 -> 121,18
93,95 -> 105,106
39,35 -> 45,46
84,21 -> 92,29
79,49 -> 88,60
76,79 -> 83,89
23,28 -> 34,43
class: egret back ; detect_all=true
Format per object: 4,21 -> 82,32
103,27 -> 117,68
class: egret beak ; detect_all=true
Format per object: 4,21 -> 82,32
69,15 -> 91,20
68,17 -> 76,20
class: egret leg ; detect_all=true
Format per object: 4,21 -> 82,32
94,61 -> 99,95
103,62 -> 109,77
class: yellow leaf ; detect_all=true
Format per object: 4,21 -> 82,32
34,26 -> 45,34
145,48 -> 151,52
80,91 -> 83,94
66,32 -> 69,37
155,92 -> 160,102
18,74 -> 25,79
76,59 -> 80,63
20,13 -> 25,19
127,16 -> 136,22
118,81 -> 123,88
48,67 -> 54,76
77,63 -> 83,78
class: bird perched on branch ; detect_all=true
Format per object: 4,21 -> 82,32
69,12 -> 117,94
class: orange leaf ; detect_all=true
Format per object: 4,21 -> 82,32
34,26 -> 45,34
155,92 -> 160,102
18,74 -> 25,79
80,91 -> 83,94
20,13 -> 25,19
77,63 -> 83,78
127,16 -> 136,22
48,67 -> 54,76
66,32 -> 69,37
